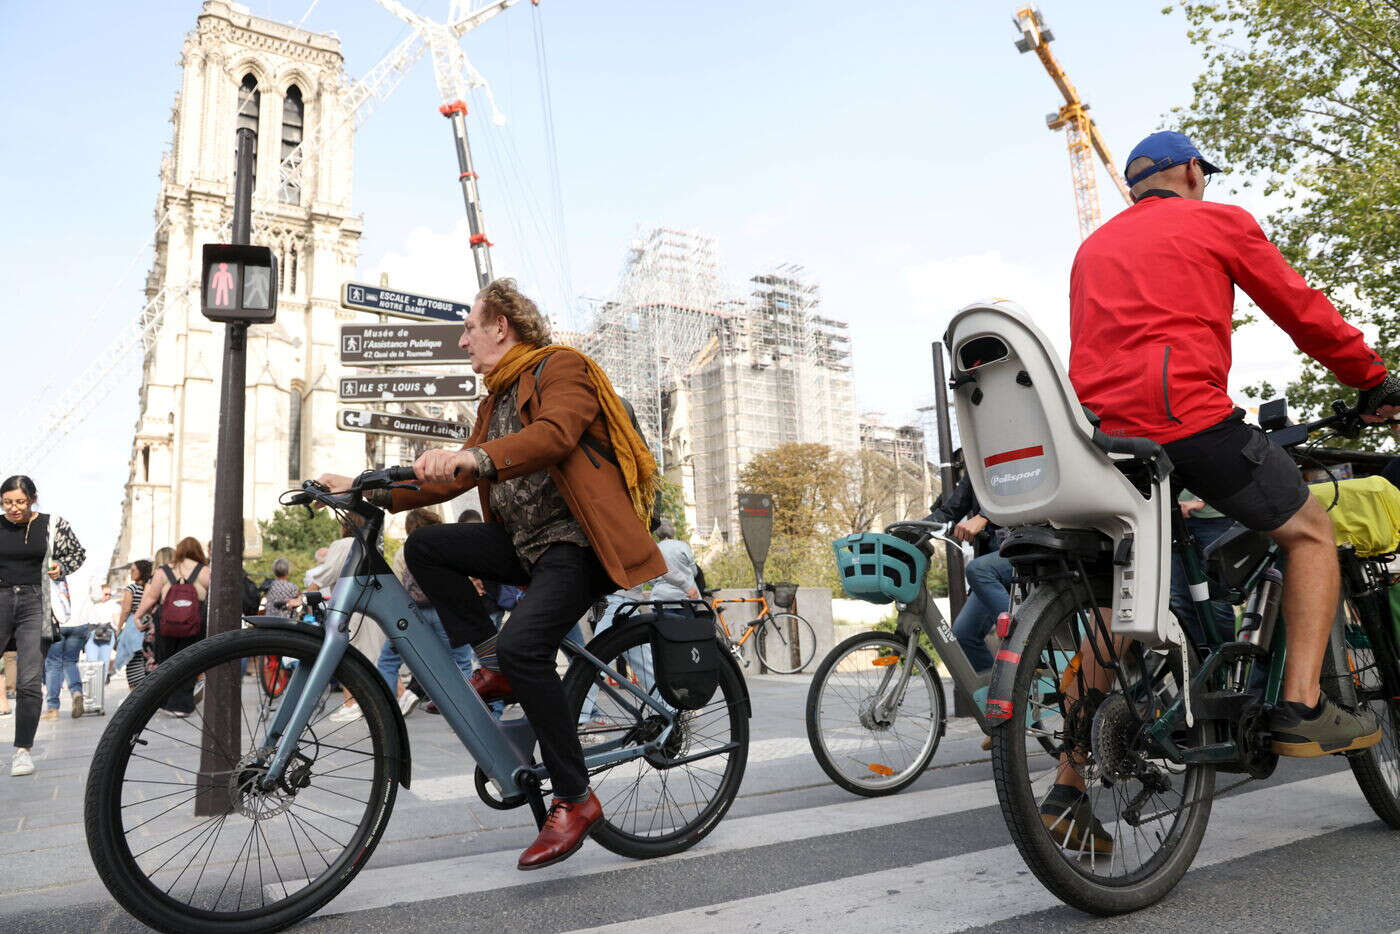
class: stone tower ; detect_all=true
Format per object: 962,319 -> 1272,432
114,1 -> 365,565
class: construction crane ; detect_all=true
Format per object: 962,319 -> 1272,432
1013,6 -> 1131,240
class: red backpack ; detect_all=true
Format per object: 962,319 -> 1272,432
158,564 -> 205,638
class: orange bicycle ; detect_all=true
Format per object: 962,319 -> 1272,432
709,581 -> 816,674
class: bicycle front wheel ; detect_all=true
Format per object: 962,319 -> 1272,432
85,628 -> 402,934
991,582 -> 1214,915
805,630 -> 945,796
756,612 -> 817,674
563,620 -> 748,860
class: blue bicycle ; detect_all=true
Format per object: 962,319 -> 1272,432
84,467 -> 750,934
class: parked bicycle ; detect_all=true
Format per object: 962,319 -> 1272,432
710,581 -> 816,674
807,520 -> 1020,796
946,300 -> 1400,915
84,468 -> 750,934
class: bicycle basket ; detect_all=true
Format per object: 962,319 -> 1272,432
831,533 -> 927,605
770,582 -> 798,609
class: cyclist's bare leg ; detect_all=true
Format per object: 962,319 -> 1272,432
1054,608 -> 1124,792
1265,495 -> 1338,707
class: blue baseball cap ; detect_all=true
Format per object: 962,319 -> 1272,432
1124,131 -> 1222,188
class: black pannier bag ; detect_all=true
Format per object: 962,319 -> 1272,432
646,605 -> 722,711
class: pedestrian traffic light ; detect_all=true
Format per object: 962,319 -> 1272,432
201,243 -> 278,323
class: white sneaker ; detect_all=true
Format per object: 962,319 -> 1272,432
11,749 -> 34,777
398,690 -> 420,718
329,704 -> 363,724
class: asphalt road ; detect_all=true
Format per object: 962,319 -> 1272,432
2,668 -> 1397,933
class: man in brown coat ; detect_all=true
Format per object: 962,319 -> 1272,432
320,279 -> 664,870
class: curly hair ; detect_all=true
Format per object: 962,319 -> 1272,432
476,278 -> 552,347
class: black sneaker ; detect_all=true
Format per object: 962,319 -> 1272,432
1270,696 -> 1381,757
1039,783 -> 1113,855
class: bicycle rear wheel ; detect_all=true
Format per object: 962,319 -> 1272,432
991,582 -> 1214,915
562,620 -> 748,859
1335,595 -> 1400,827
85,628 -> 401,934
805,630 -> 945,796
756,612 -> 817,674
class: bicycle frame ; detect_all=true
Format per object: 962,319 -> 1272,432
874,582 -> 993,733
712,594 -> 771,647
253,534 -> 678,801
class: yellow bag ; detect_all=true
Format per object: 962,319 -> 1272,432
1308,475 -> 1400,557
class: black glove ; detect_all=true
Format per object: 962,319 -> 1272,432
1358,374 -> 1400,415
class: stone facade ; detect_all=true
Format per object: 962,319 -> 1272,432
113,1 -> 366,566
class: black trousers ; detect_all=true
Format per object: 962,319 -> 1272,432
405,522 -> 613,799
0,585 -> 44,748
154,630 -> 204,713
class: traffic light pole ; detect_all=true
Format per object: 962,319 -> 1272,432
196,127 -> 254,815
441,100 -> 494,289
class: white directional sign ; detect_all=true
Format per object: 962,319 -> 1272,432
340,324 -> 469,366
341,282 -> 470,323
338,374 -> 480,403
336,410 -> 468,442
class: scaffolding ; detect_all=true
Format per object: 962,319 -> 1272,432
578,228 -> 733,463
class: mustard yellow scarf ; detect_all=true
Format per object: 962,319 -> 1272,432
484,342 -> 658,528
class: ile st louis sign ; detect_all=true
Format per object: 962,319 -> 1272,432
338,373 -> 480,403
337,410 -> 468,442
340,324 -> 469,366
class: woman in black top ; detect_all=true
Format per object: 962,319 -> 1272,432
0,476 -> 85,777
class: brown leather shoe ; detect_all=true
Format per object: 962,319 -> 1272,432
469,667 -> 514,704
517,791 -> 602,871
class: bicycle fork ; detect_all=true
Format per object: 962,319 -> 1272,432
256,614 -> 351,789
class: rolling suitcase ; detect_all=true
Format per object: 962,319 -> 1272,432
78,661 -> 107,716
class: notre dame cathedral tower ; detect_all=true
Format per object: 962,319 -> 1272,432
114,1 -> 368,565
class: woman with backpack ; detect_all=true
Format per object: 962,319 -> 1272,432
0,475 -> 86,777
132,537 -> 210,717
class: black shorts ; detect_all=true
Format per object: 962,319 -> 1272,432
1163,410 -> 1310,532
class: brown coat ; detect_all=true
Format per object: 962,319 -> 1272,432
389,350 -> 666,589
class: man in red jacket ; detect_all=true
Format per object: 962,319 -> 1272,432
1069,131 -> 1400,763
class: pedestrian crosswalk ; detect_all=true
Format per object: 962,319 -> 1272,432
313,756 -> 1385,932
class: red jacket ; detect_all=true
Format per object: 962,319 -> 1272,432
1068,192 -> 1386,443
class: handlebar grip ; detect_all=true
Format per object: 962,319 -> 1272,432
386,465 -> 417,482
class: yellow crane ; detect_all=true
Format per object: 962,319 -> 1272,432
1013,6 -> 1131,239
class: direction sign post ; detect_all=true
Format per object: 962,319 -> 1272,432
341,282 -> 472,323
338,373 -> 480,403
340,324 -> 470,366
337,409 -> 469,443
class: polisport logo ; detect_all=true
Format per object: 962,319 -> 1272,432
984,444 -> 1047,495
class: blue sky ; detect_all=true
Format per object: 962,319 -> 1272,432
0,1 -> 1305,565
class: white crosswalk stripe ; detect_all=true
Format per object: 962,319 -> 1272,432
313,765 -> 1382,931
570,771 -> 1375,933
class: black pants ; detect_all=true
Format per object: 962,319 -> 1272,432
0,585 -> 44,748
405,522 -> 613,799
154,630 -> 204,713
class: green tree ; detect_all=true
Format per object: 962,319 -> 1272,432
1169,0 -> 1400,448
246,506 -> 344,588
655,475 -> 691,540
738,443 -> 845,539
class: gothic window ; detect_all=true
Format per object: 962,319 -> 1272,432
280,84 -> 304,204
234,73 -> 260,191
289,243 -> 298,294
141,445 -> 150,482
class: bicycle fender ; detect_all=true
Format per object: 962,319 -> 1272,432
982,584 -> 1063,730
246,616 -> 413,788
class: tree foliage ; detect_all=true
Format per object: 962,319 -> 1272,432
1169,0 -> 1400,447
655,475 -> 691,541
738,442 -> 846,539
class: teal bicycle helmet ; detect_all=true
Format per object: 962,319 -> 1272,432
832,532 -> 928,604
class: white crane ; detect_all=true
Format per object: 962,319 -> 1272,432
10,1 -> 529,469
